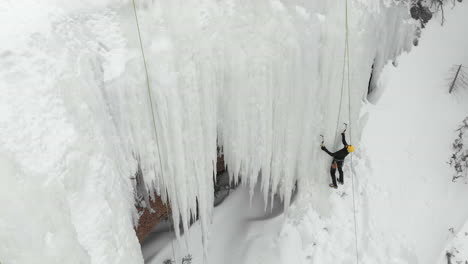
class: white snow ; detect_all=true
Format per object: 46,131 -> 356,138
144,2 -> 468,264
438,220 -> 468,264
2,0 -> 467,263
359,3 -> 468,261
285,3 -> 468,263
143,185 -> 285,264
0,1 -> 143,263
142,0 -> 417,242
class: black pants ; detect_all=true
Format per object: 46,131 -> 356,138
330,159 -> 344,186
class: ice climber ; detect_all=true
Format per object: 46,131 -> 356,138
320,132 -> 355,189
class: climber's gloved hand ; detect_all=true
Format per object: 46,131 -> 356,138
321,145 -> 325,150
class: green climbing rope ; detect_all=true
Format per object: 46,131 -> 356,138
131,1 -> 178,264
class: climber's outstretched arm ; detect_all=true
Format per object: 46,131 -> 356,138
321,146 -> 334,157
341,133 -> 348,146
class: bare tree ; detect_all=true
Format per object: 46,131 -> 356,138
446,251 -> 453,264
449,117 -> 468,182
448,65 -> 468,94
432,0 -> 463,25
410,0 -> 462,27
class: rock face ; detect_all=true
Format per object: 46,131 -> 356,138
410,1 -> 433,27
217,154 -> 226,174
133,163 -> 171,243
135,153 -> 226,243
135,195 -> 170,242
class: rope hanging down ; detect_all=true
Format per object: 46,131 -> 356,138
345,0 -> 359,263
131,1 -> 178,264
333,0 -> 359,263
345,0 -> 359,262
131,0 -> 164,170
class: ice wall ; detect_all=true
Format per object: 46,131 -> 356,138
0,1 -> 145,263
0,0 -> 417,263
138,0 -> 417,240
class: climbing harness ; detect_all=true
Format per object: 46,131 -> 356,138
131,1 -> 179,264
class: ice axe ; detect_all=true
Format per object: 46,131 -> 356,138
320,134 -> 324,146
342,123 -> 348,134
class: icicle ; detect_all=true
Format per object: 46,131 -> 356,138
129,0 -> 418,252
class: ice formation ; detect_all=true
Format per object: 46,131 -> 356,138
137,0 -> 417,242
0,0 -> 418,263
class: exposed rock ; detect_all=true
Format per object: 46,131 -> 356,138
410,1 -> 433,28
135,195 -> 170,242
135,151 -> 226,243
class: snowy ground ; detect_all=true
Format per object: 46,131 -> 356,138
143,185 -> 285,264
144,3 -> 468,264
360,3 -> 468,262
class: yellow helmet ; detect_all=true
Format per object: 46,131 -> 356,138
347,145 -> 355,153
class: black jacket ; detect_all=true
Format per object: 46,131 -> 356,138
321,133 -> 349,160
